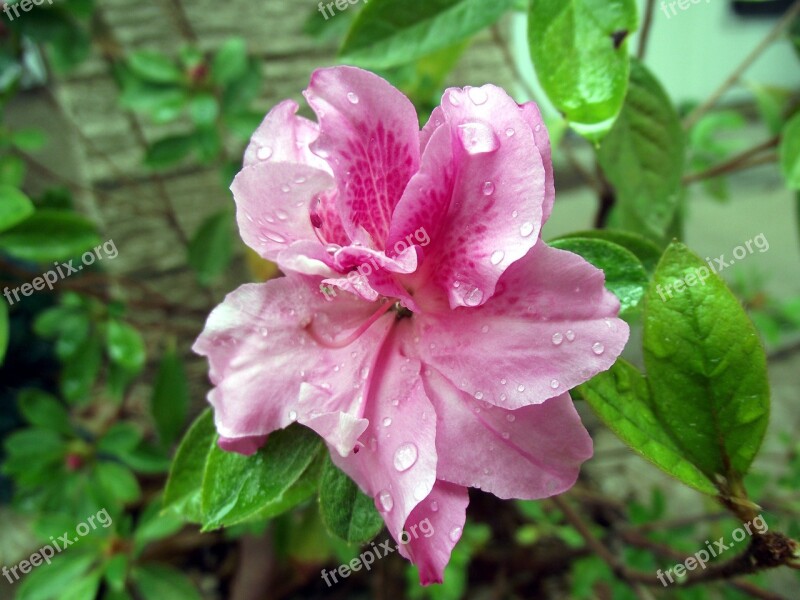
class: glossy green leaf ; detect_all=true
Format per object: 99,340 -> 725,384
151,346 -> 189,445
97,423 -> 144,456
0,184 -> 34,232
103,554 -> 129,592
15,554 -> 96,600
340,0 -> 514,69
133,564 -> 200,600
552,229 -> 662,274
528,0 -> 637,127
201,425 -> 323,530
549,237 -> 649,314
128,50 -> 184,84
0,210 -> 101,263
319,455 -> 385,543
187,210 -> 234,285
17,389 -> 72,435
643,242 -> 770,481
106,320 -> 146,374
61,334 -> 102,405
61,569 -> 102,600
144,134 -> 195,170
598,59 -> 684,239
163,409 -> 216,521
134,499 -> 184,553
211,38 -> 248,86
578,359 -> 716,495
779,112 -> 800,190
95,461 -> 142,504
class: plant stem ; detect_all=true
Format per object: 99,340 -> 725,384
638,0 -> 656,60
683,136 -> 780,185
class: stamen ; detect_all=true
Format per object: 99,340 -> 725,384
305,299 -> 393,349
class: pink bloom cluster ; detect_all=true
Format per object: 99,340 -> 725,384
194,66 -> 629,583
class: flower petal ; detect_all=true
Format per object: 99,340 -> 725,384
424,368 -> 592,498
192,276 -> 394,453
304,66 -> 421,246
330,322 -> 437,546
415,242 -> 629,409
398,481 -> 469,585
519,101 -> 555,222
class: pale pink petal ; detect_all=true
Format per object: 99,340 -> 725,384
304,66 -> 420,246
243,99 -> 329,173
217,434 -> 267,456
192,277 -> 394,453
398,481 -> 469,585
389,85 -> 547,309
519,101 -> 555,222
423,368 -> 592,498
419,106 -> 446,153
330,322 -> 437,545
414,242 -> 629,410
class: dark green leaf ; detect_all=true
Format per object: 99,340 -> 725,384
95,461 -> 142,504
528,0 -> 637,128
643,242 -> 770,482
0,300 -> 7,365
340,0 -> 514,69
17,389 -> 72,435
0,185 -> 34,233
134,499 -> 184,553
551,229 -> 662,274
98,423 -> 144,456
15,554 -> 96,600
103,554 -> 129,593
128,51 -> 184,84
578,359 -> 716,494
780,112 -> 800,190
598,59 -> 684,239
152,346 -> 190,445
61,569 -> 102,600
187,210 -> 234,285
132,564 -> 200,600
61,334 -> 102,405
189,93 -> 219,126
319,455 -> 385,543
0,210 -> 101,263
144,134 -> 195,170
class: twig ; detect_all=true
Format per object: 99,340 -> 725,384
682,136 -> 780,185
683,0 -> 800,130
637,0 -> 657,60
490,24 -> 539,102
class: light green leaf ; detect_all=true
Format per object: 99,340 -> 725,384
643,242 -> 770,481
0,185 -> 34,232
319,455 -> 385,543
340,0 -> 514,69
132,564 -> 200,600
528,0 -> 637,127
578,359 -> 716,494
189,93 -> 219,126
97,423 -> 143,456
549,237 -> 649,314
15,554 -> 96,600
103,554 -> 129,593
11,128 -> 47,151
187,210 -> 234,286
780,112 -> 800,190
551,229 -> 662,274
598,59 -> 684,239
106,320 -> 146,374
95,461 -> 142,504
61,569 -> 102,600
61,334 -> 102,405
0,210 -> 101,263
128,50 -> 184,84
17,389 -> 72,435
151,346 -> 189,446
201,425 -> 323,529
211,38 -> 248,86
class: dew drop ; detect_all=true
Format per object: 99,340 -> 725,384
375,490 -> 394,512
346,91 -> 359,104
517,384 -> 525,392
520,222 -> 535,237
551,332 -> 563,346
535,124 -> 542,132
481,325 -> 490,333
430,501 -> 439,512
464,287 -> 484,307
382,417 -> 392,427
275,209 -> 288,221
288,410 -> 298,421
482,181 -> 495,196
501,431 -> 510,440
511,210 -> 519,218
360,367 -> 370,380
506,414 -> 516,422
505,127 -> 515,137
499,393 -> 507,402
264,231 -> 286,244
566,330 -> 575,342
280,184 -> 291,193
393,443 -> 418,472
500,378 -> 507,385
550,379 -> 560,389
474,391 -> 484,400
449,526 -> 463,542
457,122 -> 500,155
293,175 -> 307,184
468,86 -> 488,105
257,146 -> 273,160
592,342 -> 605,355
490,250 -> 505,265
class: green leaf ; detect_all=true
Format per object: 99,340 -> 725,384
132,564 -> 200,600
597,59 -> 684,239
779,112 -> 800,190
340,0 -> 514,69
17,389 -> 72,435
103,554 -> 129,592
0,154 -> 26,187
201,425 -> 323,529
549,237 -> 649,314
163,409 -> 216,521
0,184 -> 34,232
128,50 -> 184,84
211,38 -> 248,86
106,320 -> 146,374
189,93 -> 219,126
133,499 -> 184,554
95,461 -> 142,504
0,210 -> 101,263
15,554 -> 96,600
643,242 -> 770,482
193,127 -> 221,162
551,229 -> 662,274
528,0 -> 637,128
0,299 -> 7,365
61,569 -> 102,600
11,128 -> 47,151
151,346 -> 189,446
319,455 -> 385,543
97,423 -> 144,456
144,134 -> 195,170
61,334 -> 102,405
577,359 -> 716,494
187,210 -> 234,285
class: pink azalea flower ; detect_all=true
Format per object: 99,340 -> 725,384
194,66 -> 629,584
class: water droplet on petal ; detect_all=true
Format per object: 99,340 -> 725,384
592,342 -> 605,355
474,391 -> 484,400
490,250 -> 504,265
347,91 -> 359,104
552,332 -> 563,346
468,86 -> 488,105
264,231 -> 286,244
511,210 -> 518,218
393,443 -> 418,472
293,175 -> 307,184
375,490 -> 394,512
382,417 -> 392,427
506,414 -> 516,422
449,526 -> 463,542
360,367 -> 370,380
517,384 -> 525,392
500,378 -> 507,385
482,181 -> 495,196
499,393 -> 507,402
481,325 -> 490,333
501,431 -> 510,440
288,410 -> 298,421
457,122 -> 500,155
505,127 -> 515,137
535,124 -> 542,132
550,379 -> 560,389
257,146 -> 272,160
275,209 -> 288,221
453,280 -> 460,289
464,287 -> 484,307
280,184 -> 291,193
520,222 -> 535,237
566,330 -> 575,342
448,92 -> 461,106
431,501 -> 439,512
